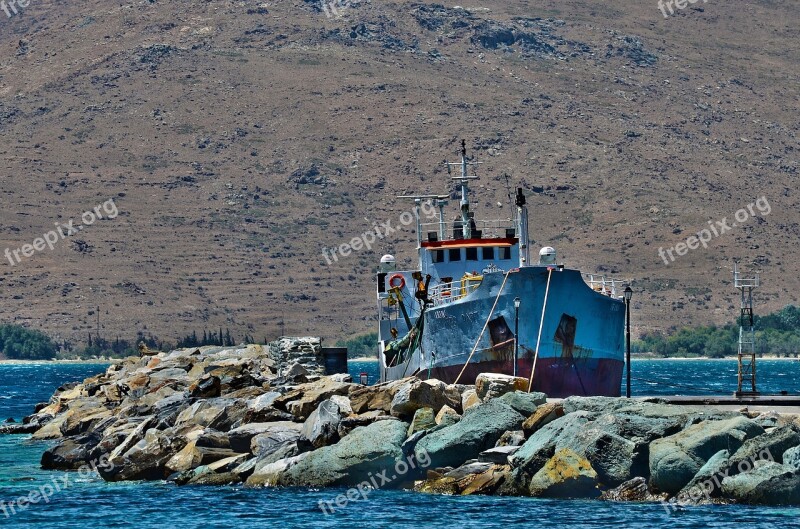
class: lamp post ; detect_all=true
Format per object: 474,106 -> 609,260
624,286 -> 633,398
514,297 -> 521,377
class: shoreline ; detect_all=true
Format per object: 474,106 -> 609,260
633,355 -> 799,361
2,356 -> 798,365
0,359 -> 115,365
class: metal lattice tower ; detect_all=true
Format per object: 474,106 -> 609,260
734,263 -> 760,396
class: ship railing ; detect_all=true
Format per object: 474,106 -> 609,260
428,277 -> 481,306
420,219 -> 516,242
583,274 -> 628,298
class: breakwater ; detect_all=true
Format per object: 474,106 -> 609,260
2,343 -> 800,507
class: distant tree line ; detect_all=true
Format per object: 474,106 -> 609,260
634,305 -> 800,358
0,324 -> 260,361
0,324 -> 58,360
175,328 -> 255,348
335,332 -> 377,359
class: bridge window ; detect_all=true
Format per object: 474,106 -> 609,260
466,247 -> 478,261
448,248 -> 462,261
482,247 -> 494,260
432,250 -> 445,263
500,247 -> 511,260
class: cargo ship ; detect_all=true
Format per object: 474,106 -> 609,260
375,141 -> 627,397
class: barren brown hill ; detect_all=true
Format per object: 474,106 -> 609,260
0,0 -> 797,348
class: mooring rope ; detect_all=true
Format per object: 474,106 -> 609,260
454,270 -> 512,385
528,267 -> 554,392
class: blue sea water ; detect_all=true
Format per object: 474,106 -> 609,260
353,358 -> 800,396
2,361 -> 800,528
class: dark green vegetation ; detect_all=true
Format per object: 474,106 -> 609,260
335,332 -> 378,359
0,324 -> 58,360
634,305 -> 800,358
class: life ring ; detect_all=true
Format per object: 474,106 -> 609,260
388,274 -> 406,290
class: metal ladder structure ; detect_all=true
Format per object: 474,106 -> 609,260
734,262 -> 760,396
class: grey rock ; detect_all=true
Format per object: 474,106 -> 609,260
278,419 -> 409,487
783,445 -> 800,470
408,407 -> 437,436
475,373 -> 527,401
727,426 -> 800,472
649,415 -> 764,494
229,423 -> 288,453
677,449 -> 730,501
720,461 -> 800,505
390,379 -> 459,420
480,445 -> 520,464
528,448 -> 599,498
301,399 -> 342,448
496,430 -> 525,447
250,422 -> 304,457
415,399 -> 524,470
444,461 -> 494,480
497,391 -> 546,417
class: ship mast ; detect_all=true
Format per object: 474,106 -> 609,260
447,139 -> 480,240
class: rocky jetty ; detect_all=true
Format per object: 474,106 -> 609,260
4,343 -> 800,507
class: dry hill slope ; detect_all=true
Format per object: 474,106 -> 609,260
0,0 -> 797,347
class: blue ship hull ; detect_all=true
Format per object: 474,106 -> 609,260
380,266 -> 625,397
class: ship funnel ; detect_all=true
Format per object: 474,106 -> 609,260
539,247 -> 556,265
380,254 -> 397,272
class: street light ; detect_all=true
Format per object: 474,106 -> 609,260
624,286 -> 633,398
514,297 -> 521,378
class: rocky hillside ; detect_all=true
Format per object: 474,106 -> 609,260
0,0 -> 798,345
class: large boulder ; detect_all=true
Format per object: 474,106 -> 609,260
528,448 -> 599,498
522,402 -> 564,436
461,388 -> 481,412
275,378 -> 351,420
784,446 -> 800,470
720,461 -> 800,505
600,477 -> 667,502
277,419 -> 409,487
99,428 -> 187,482
348,379 -> 407,414
510,411 -> 596,477
243,392 -> 293,423
475,373 -> 528,401
250,422 -> 304,457
649,415 -> 764,494
676,449 -> 730,501
41,434 -> 100,470
434,405 -> 460,427
229,423 -> 289,453
246,454 -> 309,487
301,399 -> 342,448
497,391 -> 546,417
165,441 -> 242,473
408,407 -> 437,436
415,399 -> 524,469
727,426 -> 800,472
390,379 -> 460,419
